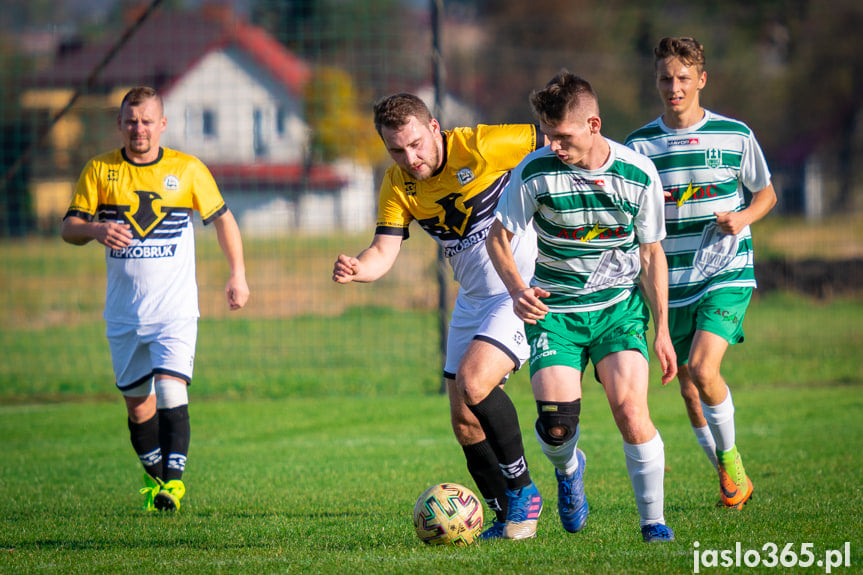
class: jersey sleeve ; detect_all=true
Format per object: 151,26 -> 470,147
374,167 -> 413,238
65,158 -> 101,220
494,159 -> 538,237
740,131 -> 772,194
634,161 -> 667,245
476,124 -> 539,170
189,157 -> 227,224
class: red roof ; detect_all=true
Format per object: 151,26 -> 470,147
209,163 -> 346,192
29,6 -> 309,97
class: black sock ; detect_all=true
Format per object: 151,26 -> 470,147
128,414 -> 163,480
462,440 -> 508,522
158,405 -> 190,482
467,387 -> 531,491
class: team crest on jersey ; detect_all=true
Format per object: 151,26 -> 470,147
122,190 -> 168,239
456,168 -> 475,185
163,175 -> 180,191
107,169 -> 119,182
706,148 -> 722,169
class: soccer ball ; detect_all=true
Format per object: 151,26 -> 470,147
412,482 -> 484,546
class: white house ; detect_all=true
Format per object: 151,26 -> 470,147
23,4 -> 374,234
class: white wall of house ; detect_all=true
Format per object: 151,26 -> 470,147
161,47 -> 308,164
226,160 -> 376,236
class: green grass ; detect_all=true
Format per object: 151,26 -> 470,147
1,382 -> 860,573
1,230 -> 861,573
1,293 -> 862,574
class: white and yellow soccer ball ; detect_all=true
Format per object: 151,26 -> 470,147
412,482 -> 484,546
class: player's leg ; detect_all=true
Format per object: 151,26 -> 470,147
597,350 -> 673,542
122,383 -> 163,510
460,338 -> 530,491
527,310 -> 595,535
148,319 -> 196,511
444,297 -> 512,537
687,287 -> 754,509
109,321 -> 164,510
451,292 -> 540,539
445,376 -> 508,535
152,375 -> 190,511
678,365 -> 719,470
669,304 -> 718,470
689,330 -> 753,508
531,363 -> 588,534
593,293 -> 673,541
458,339 -> 541,540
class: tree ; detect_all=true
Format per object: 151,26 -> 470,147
304,66 -> 387,165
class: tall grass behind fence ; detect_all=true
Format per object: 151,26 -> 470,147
1,1 -> 862,402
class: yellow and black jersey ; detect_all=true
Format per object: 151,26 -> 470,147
65,147 -> 226,325
376,124 -> 539,297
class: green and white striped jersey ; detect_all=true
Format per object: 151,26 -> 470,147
495,138 -> 666,313
625,110 -> 772,307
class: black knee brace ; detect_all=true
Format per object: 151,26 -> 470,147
535,399 -> 581,446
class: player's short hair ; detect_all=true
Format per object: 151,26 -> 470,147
373,93 -> 433,136
654,37 -> 705,72
119,86 -> 163,115
529,69 -> 599,127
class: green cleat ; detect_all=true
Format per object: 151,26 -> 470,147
717,447 -> 753,509
154,479 -> 186,511
139,473 -> 163,511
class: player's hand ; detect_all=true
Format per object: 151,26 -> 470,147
94,222 -> 133,250
714,211 -> 748,236
511,286 -> 550,324
653,331 -> 678,385
225,275 -> 250,310
332,254 -> 360,283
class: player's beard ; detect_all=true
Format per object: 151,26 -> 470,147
128,137 -> 153,156
406,147 -> 440,181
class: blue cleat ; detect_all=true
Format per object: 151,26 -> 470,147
502,481 -> 543,540
556,448 -> 589,533
641,523 -> 675,543
480,519 -> 505,540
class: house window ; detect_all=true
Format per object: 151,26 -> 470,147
202,109 -> 217,137
253,108 -> 268,158
276,105 -> 287,136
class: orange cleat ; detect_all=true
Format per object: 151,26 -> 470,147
717,448 -> 754,509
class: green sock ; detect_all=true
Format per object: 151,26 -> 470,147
717,446 -> 744,482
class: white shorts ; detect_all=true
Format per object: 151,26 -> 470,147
443,291 -> 529,379
106,318 -> 197,391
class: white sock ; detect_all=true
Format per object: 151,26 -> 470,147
692,424 -> 719,470
623,432 -> 666,526
701,387 -> 736,453
535,424 -> 580,475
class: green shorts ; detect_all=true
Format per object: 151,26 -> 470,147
669,287 -> 752,365
525,291 -> 650,377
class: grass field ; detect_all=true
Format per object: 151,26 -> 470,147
1,226 -> 862,573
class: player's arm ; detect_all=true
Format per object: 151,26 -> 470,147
213,209 -> 249,311
61,215 -> 133,249
333,233 -> 403,284
715,182 -> 778,235
639,240 -> 677,385
486,219 -> 549,324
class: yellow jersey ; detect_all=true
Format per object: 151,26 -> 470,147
66,147 -> 226,324
376,124 -> 539,297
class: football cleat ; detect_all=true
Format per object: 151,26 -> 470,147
556,448 -> 589,533
139,473 -> 162,511
641,522 -> 675,543
480,519 -> 506,540
502,481 -> 543,540
154,479 -> 186,511
717,448 -> 754,509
